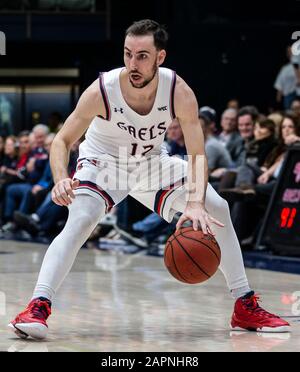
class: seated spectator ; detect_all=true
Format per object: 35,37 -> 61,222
199,106 -> 218,134
199,113 -> 233,174
25,124 -> 49,185
221,114 -> 300,243
14,191 -> 68,240
165,119 -> 187,158
215,106 -> 275,190
211,106 -> 260,184
290,98 -> 300,119
217,108 -> 244,166
0,132 -> 31,189
0,136 -> 18,188
234,106 -> 259,165
13,139 -> 80,239
219,118 -> 278,200
243,119 -> 277,168
1,132 -> 52,232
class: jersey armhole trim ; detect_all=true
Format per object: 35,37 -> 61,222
170,70 -> 177,120
97,72 -> 111,121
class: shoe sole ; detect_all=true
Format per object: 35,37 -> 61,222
8,322 -> 48,340
230,325 -> 291,333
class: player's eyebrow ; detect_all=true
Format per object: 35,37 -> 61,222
124,47 -> 150,54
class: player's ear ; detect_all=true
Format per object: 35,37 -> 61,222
157,49 -> 166,66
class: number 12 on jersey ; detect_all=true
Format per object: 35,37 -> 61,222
131,144 -> 154,156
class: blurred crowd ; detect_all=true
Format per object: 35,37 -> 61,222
0,124 -> 80,242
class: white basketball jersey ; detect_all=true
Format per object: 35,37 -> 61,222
79,67 -> 177,158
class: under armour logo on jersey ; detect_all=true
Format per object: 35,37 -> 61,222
158,106 -> 168,112
114,108 -> 124,114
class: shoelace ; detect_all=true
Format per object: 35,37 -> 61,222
243,294 -> 280,319
30,301 -> 51,320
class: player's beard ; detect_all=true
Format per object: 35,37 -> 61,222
129,64 -> 158,89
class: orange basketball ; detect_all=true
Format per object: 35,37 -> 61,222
164,226 -> 221,284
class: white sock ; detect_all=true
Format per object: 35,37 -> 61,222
231,286 -> 252,300
32,195 -> 106,302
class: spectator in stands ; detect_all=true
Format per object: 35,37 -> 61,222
216,106 -> 274,192
200,113 -> 233,174
290,98 -> 300,119
199,106 -> 218,134
0,136 -> 18,177
25,124 -> 49,184
26,133 -> 56,211
274,45 -> 298,109
13,139 -> 81,240
217,108 -> 244,166
0,131 -> 31,190
236,106 -> 258,158
1,131 -> 51,232
242,119 -> 277,168
222,113 -> 300,243
165,119 -> 187,158
219,119 -> 278,200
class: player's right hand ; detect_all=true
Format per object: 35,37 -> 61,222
51,178 -> 80,206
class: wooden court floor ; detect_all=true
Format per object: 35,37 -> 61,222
0,240 -> 299,352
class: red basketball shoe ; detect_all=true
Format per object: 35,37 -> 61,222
8,297 -> 51,340
231,292 -> 291,333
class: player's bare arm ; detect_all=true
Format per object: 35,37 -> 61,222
51,80 -> 105,207
174,76 -> 225,234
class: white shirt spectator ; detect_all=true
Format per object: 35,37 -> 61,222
274,63 -> 297,97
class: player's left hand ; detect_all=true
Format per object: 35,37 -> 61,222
176,201 -> 225,236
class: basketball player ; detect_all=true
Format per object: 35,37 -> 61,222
9,20 -> 290,339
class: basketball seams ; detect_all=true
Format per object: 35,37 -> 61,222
169,241 -> 191,283
173,236 -> 210,278
179,234 -> 221,264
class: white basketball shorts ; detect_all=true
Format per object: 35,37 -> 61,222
73,150 -> 189,223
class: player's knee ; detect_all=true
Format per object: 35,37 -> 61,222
76,210 -> 96,228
